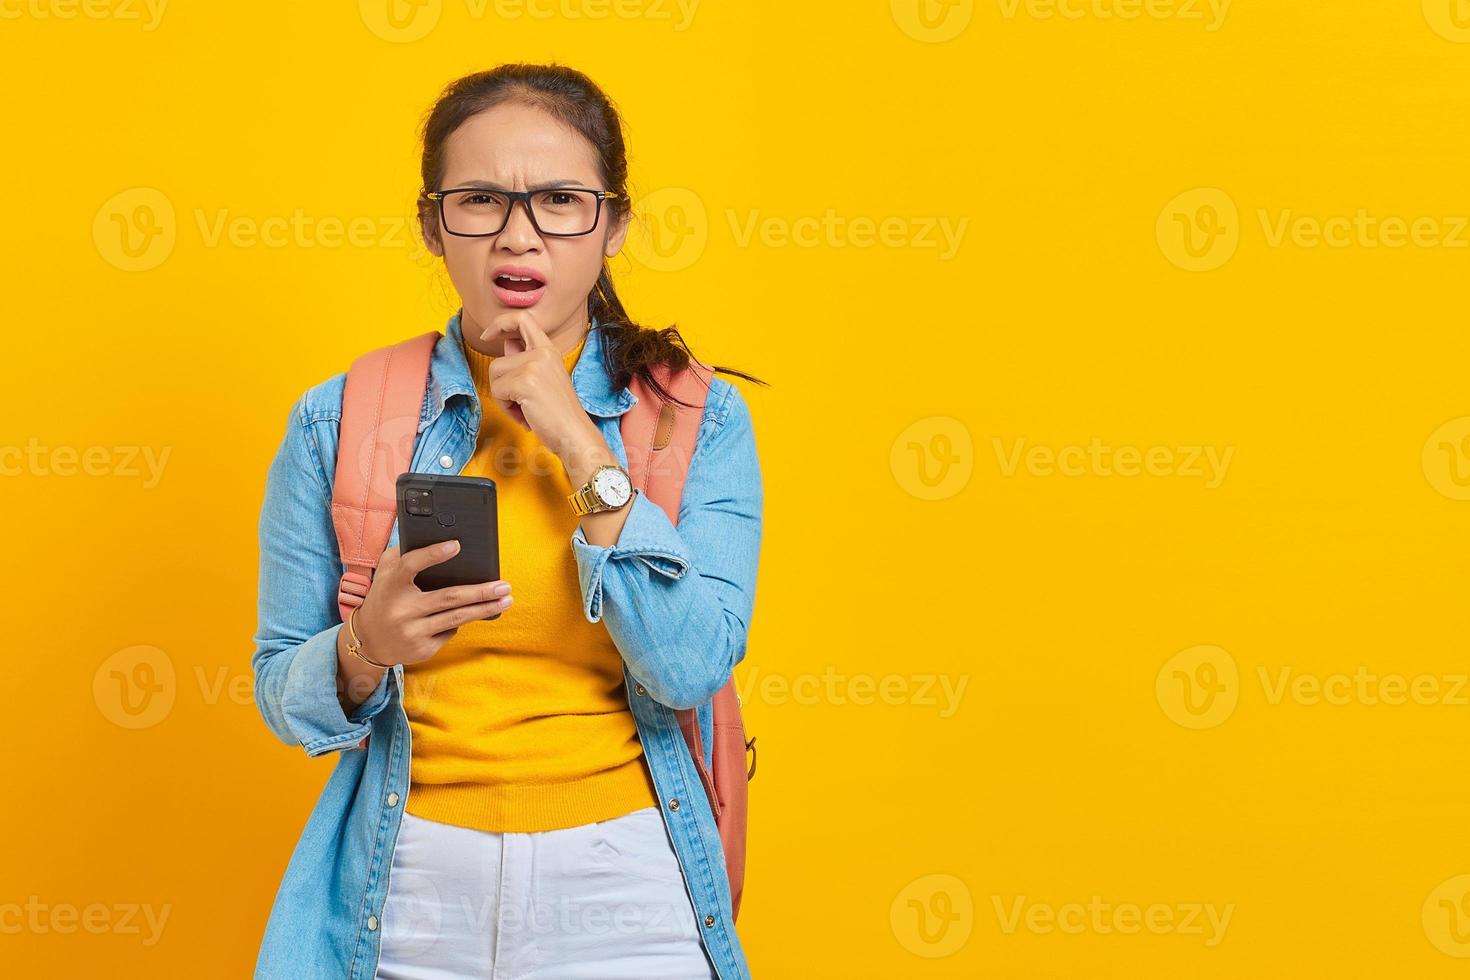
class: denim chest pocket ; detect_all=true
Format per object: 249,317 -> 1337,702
589,806 -> 686,885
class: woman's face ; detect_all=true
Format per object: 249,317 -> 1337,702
424,101 -> 629,353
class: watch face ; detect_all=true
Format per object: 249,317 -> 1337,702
593,466 -> 632,507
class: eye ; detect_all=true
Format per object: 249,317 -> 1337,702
461,192 -> 504,208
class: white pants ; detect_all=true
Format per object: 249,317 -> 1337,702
374,804 -> 716,979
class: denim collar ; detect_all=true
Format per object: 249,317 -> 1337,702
424,308 -> 636,431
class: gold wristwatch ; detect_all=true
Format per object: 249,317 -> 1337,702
568,463 -> 634,516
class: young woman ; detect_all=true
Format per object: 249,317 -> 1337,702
250,64 -> 763,980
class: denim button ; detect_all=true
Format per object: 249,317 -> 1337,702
367,915 -> 378,931
386,792 -> 399,807
668,798 -> 680,811
635,684 -> 646,696
704,914 -> 716,927
439,454 -> 454,468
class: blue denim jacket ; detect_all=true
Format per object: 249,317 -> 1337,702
251,311 -> 760,979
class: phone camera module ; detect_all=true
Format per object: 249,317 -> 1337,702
406,488 -> 434,517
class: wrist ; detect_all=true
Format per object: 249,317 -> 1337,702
336,622 -> 387,714
561,426 -> 618,489
343,606 -> 394,670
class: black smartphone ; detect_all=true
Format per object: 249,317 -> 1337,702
395,473 -> 500,592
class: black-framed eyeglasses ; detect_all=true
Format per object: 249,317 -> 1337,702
425,187 -> 621,238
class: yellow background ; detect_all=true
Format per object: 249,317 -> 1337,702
4,0 -> 1470,976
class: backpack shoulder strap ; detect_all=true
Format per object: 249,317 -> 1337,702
622,349 -> 753,922
621,356 -> 716,523
621,351 -> 726,793
332,330 -> 440,622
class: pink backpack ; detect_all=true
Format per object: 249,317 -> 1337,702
330,329 -> 755,920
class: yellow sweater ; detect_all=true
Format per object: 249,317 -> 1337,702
401,325 -> 658,832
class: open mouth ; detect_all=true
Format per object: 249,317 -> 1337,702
491,268 -> 547,308
494,273 -> 545,292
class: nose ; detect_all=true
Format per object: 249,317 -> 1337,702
496,197 -> 543,252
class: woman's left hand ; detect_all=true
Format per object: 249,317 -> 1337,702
481,311 -> 602,461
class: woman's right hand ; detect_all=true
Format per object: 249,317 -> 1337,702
350,539 -> 513,668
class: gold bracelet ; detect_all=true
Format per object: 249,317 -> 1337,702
346,605 -> 393,670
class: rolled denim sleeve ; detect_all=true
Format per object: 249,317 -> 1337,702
571,381 -> 763,710
251,394 -> 393,757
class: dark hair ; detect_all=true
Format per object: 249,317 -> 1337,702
416,63 -> 766,407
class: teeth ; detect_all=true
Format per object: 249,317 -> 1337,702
503,275 -> 534,282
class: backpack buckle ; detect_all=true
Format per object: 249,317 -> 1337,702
338,570 -> 372,610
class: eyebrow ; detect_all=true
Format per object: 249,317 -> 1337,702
445,178 -> 592,191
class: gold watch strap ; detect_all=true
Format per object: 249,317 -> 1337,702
568,483 -> 598,516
